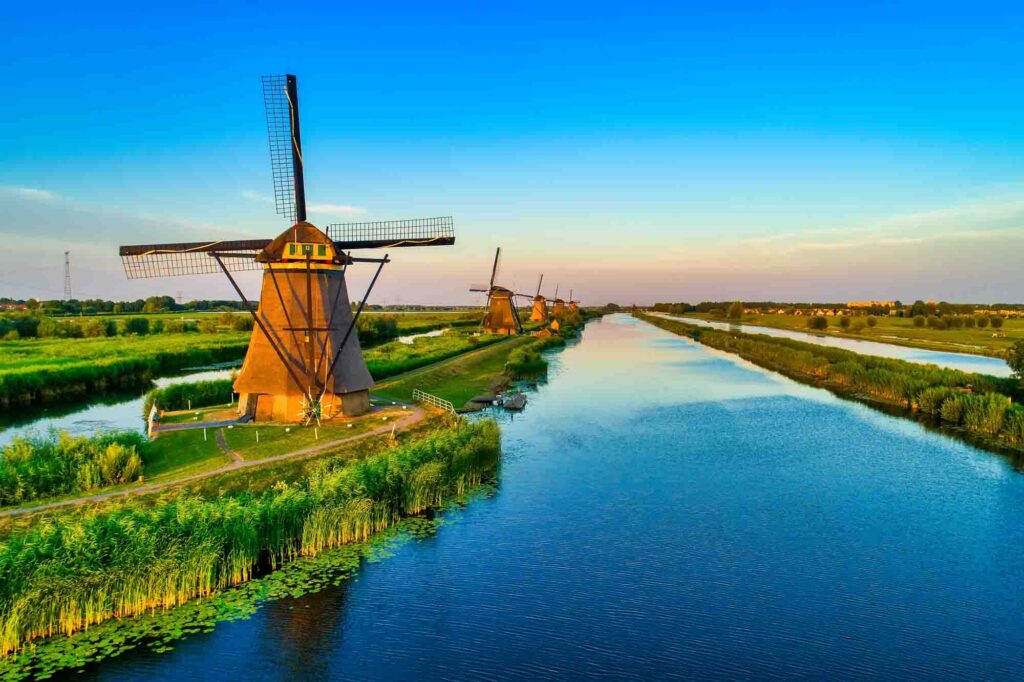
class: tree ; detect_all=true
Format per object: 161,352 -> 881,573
1008,339 -> 1024,379
976,315 -> 990,329
839,315 -> 851,329
726,301 -> 744,319
990,316 -> 1005,329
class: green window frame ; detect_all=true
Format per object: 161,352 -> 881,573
317,245 -> 327,257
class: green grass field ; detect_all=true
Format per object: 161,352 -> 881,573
221,406 -> 408,460
143,430 -> 232,482
374,335 -> 533,407
688,312 -> 1024,357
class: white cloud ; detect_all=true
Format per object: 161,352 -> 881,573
308,202 -> 366,216
1,186 -> 58,201
242,191 -> 366,216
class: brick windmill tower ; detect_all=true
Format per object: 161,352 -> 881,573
120,75 -> 455,422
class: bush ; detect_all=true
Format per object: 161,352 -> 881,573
927,315 -> 947,330
866,316 -> 878,327
964,316 -> 976,328
726,301 -> 744,319
839,316 -> 851,329
356,315 -> 400,346
990,316 -> 1005,329
976,316 -> 990,329
123,317 -> 150,335
913,315 -> 926,328
232,315 -> 255,331
850,320 -> 866,333
807,316 -> 828,331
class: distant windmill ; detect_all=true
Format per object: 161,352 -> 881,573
526,274 -> 548,322
567,288 -> 579,313
119,74 -> 455,422
551,284 -> 566,318
470,247 -> 522,335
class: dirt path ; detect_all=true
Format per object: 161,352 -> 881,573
0,403 -> 427,519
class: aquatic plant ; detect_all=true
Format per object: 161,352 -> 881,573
143,378 -> 235,415
0,420 -> 501,655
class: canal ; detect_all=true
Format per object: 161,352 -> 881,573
77,314 -> 1024,679
659,314 -> 1013,376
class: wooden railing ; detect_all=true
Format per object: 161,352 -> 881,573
412,389 -> 456,414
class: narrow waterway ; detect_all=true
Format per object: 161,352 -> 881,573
661,314 -> 1012,376
74,314 -> 1024,679
0,367 -> 236,447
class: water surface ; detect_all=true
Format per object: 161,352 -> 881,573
73,315 -> 1024,679
661,314 -> 1012,376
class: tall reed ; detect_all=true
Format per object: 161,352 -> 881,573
0,420 -> 500,655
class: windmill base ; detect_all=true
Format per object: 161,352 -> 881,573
238,390 -> 371,423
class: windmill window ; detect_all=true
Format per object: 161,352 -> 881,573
289,244 -> 297,255
317,245 -> 327,257
302,244 -> 313,256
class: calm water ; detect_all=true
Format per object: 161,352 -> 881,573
75,315 -> 1024,679
0,367 -> 235,447
662,314 -> 1013,377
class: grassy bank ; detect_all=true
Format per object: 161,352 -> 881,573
637,313 -> 1024,452
686,311 -> 1024,358
0,334 -> 250,410
0,419 -> 500,655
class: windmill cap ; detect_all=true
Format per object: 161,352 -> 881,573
258,222 -> 333,262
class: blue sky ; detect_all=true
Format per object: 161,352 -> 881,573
2,1 -> 1023,304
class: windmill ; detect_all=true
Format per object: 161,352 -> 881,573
551,284 -> 566,318
470,247 -> 522,335
567,288 -> 579,313
526,274 -> 548,322
119,74 -> 455,423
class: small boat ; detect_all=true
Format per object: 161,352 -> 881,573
503,393 -> 527,411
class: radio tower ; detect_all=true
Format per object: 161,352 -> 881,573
63,251 -> 72,301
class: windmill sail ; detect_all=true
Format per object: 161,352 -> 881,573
262,74 -> 305,223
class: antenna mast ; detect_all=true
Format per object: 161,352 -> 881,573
63,251 -> 72,301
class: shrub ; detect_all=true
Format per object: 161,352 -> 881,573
913,315 -> 926,328
866,316 -> 878,327
232,315 -> 255,331
990,316 -> 1005,329
839,316 -> 851,329
963,316 -> 976,328
726,301 -> 744,319
807,316 -> 828,331
123,317 -> 150,335
927,315 -> 946,330
356,315 -> 400,346
976,316 -> 990,329
850,320 -> 866,333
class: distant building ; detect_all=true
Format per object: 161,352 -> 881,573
847,301 -> 896,309
0,303 -> 26,311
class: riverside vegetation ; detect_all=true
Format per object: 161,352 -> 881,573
637,313 -> 1024,453
0,419 -> 501,656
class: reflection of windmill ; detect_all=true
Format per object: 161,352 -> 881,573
526,274 -> 548,322
119,74 -> 455,422
469,247 -> 522,335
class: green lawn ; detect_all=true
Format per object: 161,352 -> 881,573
142,429 -> 232,482
687,312 -> 1024,357
221,406 -> 408,460
373,335 -> 533,407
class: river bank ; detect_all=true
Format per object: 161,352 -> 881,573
637,312 -> 1024,459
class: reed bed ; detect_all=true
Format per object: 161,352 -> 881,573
0,420 -> 500,655
504,335 -> 566,378
364,331 -> 506,379
638,313 -> 1024,450
143,378 -> 235,415
0,431 -> 146,507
